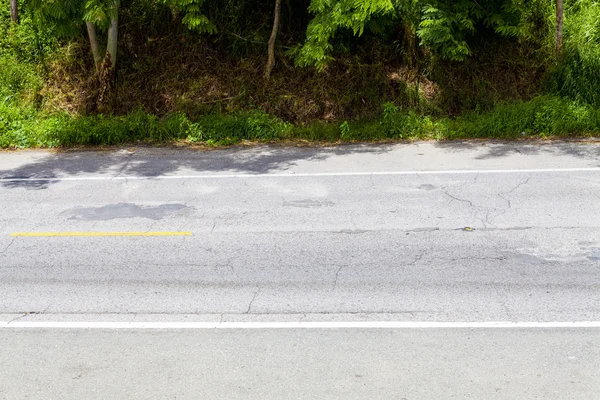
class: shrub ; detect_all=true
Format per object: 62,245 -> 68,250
453,96 -> 600,138
548,0 -> 600,106
0,57 -> 42,105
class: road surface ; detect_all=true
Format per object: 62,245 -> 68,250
1,141 -> 599,399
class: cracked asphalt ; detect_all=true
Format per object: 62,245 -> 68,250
1,141 -> 600,399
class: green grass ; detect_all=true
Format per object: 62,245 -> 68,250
2,0 -> 599,150
547,0 -> 600,107
2,96 -> 600,149
450,96 -> 600,139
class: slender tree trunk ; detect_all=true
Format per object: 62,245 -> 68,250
106,1 -> 119,71
10,0 -> 18,23
264,0 -> 282,81
556,0 -> 563,55
98,1 -> 119,110
86,22 -> 103,73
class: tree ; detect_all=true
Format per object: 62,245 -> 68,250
163,0 -> 216,33
84,0 -> 119,75
293,0 -> 396,71
23,0 -> 119,76
86,21 -> 102,72
105,0 -> 118,72
556,0 -> 563,55
265,0 -> 283,81
294,0 -> 532,70
23,0 -> 215,107
10,0 -> 18,23
81,0 -> 119,107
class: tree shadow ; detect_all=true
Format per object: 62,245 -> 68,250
0,144 -> 396,190
432,140 -> 600,161
2,141 -> 598,191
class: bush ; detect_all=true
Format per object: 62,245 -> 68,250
2,97 -> 600,149
189,110 -> 292,144
0,108 -> 294,148
379,102 -> 447,139
548,0 -> 600,106
0,57 -> 41,103
452,96 -> 600,138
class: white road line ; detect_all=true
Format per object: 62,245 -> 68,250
1,167 -> 600,182
1,321 -> 600,329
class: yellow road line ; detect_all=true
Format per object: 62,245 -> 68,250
11,232 -> 192,237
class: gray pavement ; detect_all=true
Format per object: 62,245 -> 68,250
2,329 -> 599,400
1,141 -> 600,399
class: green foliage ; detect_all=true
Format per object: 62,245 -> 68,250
417,0 -> 533,61
3,97 -> 600,149
294,0 -> 538,68
0,108 -> 293,148
548,0 -> 600,107
287,122 -> 341,141
293,0 -> 396,70
163,0 -> 216,33
0,0 -> 598,150
0,1 -> 62,63
187,110 -> 292,144
379,102 -> 445,138
0,2 -> 45,108
450,96 -> 600,138
0,57 -> 42,105
83,0 -> 118,29
24,0 -> 86,37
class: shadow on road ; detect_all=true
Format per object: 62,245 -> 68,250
1,141 -> 599,190
433,140 -> 600,160
0,144 -> 395,190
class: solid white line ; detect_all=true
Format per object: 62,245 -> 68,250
1,167 -> 600,182
1,321 -> 600,329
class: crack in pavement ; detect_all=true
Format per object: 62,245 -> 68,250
4,304 -> 52,326
0,237 -> 17,256
5,312 -> 28,325
444,190 -> 490,227
332,265 -> 346,290
444,176 -> 532,228
497,178 -> 531,211
443,191 -> 475,208
246,287 -> 261,314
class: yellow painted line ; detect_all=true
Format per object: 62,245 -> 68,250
11,232 -> 192,237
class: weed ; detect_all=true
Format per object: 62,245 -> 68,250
3,96 -> 599,149
548,0 -> 600,107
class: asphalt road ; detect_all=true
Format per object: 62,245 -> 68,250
1,141 -> 599,399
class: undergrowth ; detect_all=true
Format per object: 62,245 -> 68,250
2,96 -> 600,149
1,0 -> 600,149
547,0 -> 600,107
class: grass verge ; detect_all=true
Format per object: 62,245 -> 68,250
2,95 -> 600,149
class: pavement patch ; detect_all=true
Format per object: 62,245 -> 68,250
61,203 -> 190,221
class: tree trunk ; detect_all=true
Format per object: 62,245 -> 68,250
264,0 -> 282,81
556,0 -> 563,55
10,0 -> 18,23
86,22 -> 103,73
106,1 -> 119,71
97,1 -> 119,110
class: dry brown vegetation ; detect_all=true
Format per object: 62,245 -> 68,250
42,17 -> 546,124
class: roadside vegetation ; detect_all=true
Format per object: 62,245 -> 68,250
1,0 -> 600,148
